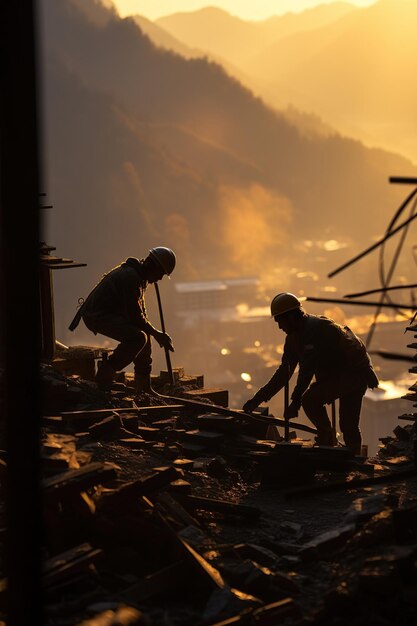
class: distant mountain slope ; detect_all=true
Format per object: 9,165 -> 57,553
132,14 -> 202,59
132,13 -> 262,96
245,0 -> 417,163
157,3 -> 356,66
39,0 -> 416,335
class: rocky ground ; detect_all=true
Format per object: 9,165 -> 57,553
1,363 -> 416,626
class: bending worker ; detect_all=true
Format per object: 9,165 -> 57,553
69,247 -> 176,393
242,293 -> 379,454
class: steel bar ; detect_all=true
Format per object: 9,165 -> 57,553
331,400 -> 337,446
328,206 -> 417,278
389,177 -> 417,185
306,296 -> 414,310
154,282 -> 175,386
369,350 -> 416,363
345,284 -> 417,298
284,363 -> 290,442
365,196 -> 417,347
161,394 -> 318,435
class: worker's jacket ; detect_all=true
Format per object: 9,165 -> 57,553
254,314 -> 379,407
69,258 -> 156,336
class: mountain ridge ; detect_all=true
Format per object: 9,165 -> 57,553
40,0 -> 416,338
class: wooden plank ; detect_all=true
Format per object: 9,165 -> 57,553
184,388 -> 229,407
98,467 -> 179,512
43,543 -> 103,588
43,462 -> 118,501
48,262 -> 87,270
155,492 -> 201,528
77,606 -> 142,625
118,560 -> 187,603
285,468 -> 417,500
176,494 -> 261,520
398,414 -> 417,421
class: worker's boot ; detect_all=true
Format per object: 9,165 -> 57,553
134,373 -> 160,396
134,373 -> 151,394
95,359 -> 115,391
314,429 -> 334,447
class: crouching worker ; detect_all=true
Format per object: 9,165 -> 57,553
242,293 -> 379,454
69,247 -> 176,393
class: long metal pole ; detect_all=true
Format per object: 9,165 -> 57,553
327,201 -> 417,279
331,400 -> 337,446
284,362 -> 290,442
154,282 -> 175,386
345,284 -> 417,298
306,296 -> 414,310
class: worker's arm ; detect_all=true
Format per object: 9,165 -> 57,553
152,329 -> 174,352
121,275 -> 174,350
289,352 -> 316,410
243,340 -> 298,412
289,319 -> 340,411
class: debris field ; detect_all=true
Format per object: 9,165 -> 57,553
1,336 -> 417,626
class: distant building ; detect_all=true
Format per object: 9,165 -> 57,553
174,276 -> 261,325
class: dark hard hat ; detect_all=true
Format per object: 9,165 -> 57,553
270,292 -> 302,318
149,247 -> 176,276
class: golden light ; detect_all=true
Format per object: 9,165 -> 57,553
221,348 -> 231,355
241,372 -> 252,382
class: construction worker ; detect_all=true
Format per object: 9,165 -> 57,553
242,293 -> 379,454
69,247 -> 176,393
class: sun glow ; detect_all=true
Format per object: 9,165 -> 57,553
112,0 -> 377,21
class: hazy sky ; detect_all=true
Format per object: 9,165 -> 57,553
112,0 -> 378,21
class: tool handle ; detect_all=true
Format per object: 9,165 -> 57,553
284,364 -> 290,442
154,283 -> 175,386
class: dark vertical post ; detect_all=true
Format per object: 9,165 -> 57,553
0,2 -> 43,625
40,265 -> 55,359
331,400 -> 337,446
154,283 -> 175,385
284,363 -> 290,442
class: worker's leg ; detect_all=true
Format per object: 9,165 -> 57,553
84,314 -> 147,371
133,335 -> 154,394
339,385 -> 366,455
302,381 -> 336,446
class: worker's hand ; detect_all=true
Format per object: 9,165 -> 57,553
242,397 -> 259,413
155,330 -> 174,352
284,400 -> 299,419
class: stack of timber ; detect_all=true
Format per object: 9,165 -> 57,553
400,319 -> 417,426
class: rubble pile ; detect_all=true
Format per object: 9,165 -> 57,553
0,361 -> 416,625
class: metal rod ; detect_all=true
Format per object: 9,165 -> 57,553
366,196 -> 417,348
306,296 -> 414,310
328,202 -> 417,278
154,282 -> 175,386
389,177 -> 417,185
369,350 -> 416,363
345,284 -> 417,298
284,363 -> 290,442
331,400 -> 337,445
161,394 -> 318,434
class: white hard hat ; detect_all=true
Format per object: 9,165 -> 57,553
149,247 -> 176,276
270,292 -> 302,318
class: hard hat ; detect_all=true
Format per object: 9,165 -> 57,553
270,292 -> 301,318
149,247 -> 176,276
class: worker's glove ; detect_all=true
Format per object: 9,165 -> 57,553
242,397 -> 259,413
284,400 -> 300,419
155,331 -> 174,352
